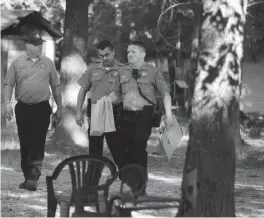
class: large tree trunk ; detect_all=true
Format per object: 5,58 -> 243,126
186,4 -> 203,117
176,0 -> 247,216
52,0 -> 91,147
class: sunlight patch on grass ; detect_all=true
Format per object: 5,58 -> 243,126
1,138 -> 19,150
1,166 -> 15,171
44,152 -> 56,157
235,183 -> 264,191
5,191 -> 44,199
132,212 -> 155,218
27,204 -> 46,210
148,173 -> 181,184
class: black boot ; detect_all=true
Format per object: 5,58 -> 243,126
26,180 -> 38,191
19,180 -> 28,189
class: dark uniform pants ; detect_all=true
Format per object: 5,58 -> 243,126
87,102 -> 126,170
15,101 -> 51,181
120,109 -> 153,174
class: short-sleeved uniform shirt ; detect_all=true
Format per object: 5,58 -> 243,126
77,61 -> 123,104
117,63 -> 169,111
4,53 -> 60,104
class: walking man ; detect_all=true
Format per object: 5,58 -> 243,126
117,41 -> 174,193
75,40 -> 126,170
4,32 -> 62,191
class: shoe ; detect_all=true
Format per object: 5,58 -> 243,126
19,181 -> 28,189
26,180 -> 38,191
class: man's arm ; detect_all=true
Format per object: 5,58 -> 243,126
75,70 -> 91,126
51,85 -> 62,123
4,85 -> 14,105
51,85 -> 62,109
4,85 -> 14,121
163,91 -> 173,118
4,61 -> 16,121
76,87 -> 88,113
155,70 -> 174,125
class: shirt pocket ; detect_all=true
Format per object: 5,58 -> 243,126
108,76 -> 117,92
17,66 -> 29,78
120,77 -> 130,94
137,78 -> 154,96
90,75 -> 101,91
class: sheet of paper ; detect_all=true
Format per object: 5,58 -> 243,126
161,117 -> 183,160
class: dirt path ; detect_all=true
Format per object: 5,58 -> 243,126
1,130 -> 264,217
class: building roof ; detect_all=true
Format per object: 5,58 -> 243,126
1,10 -> 63,38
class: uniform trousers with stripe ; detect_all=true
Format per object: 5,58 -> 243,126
15,101 -> 52,181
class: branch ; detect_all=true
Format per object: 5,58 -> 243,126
157,1 -> 202,49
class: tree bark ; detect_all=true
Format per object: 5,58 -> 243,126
186,4 -> 203,117
176,0 -> 247,216
52,0 -> 91,147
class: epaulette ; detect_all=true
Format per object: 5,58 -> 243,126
145,62 -> 156,68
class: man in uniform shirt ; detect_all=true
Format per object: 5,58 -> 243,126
4,32 -> 62,191
75,40 -> 126,170
117,41 -> 174,193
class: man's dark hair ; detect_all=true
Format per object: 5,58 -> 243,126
129,40 -> 146,52
97,40 -> 114,51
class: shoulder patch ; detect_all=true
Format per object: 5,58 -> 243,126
112,71 -> 118,77
157,71 -> 164,80
146,63 -> 155,68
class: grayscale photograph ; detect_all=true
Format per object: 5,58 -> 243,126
1,0 -> 264,217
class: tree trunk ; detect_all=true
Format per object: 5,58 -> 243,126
186,4 -> 203,117
176,0 -> 247,216
52,0 -> 91,147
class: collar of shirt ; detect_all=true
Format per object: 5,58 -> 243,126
126,62 -> 150,71
23,53 -> 42,61
95,60 -> 119,72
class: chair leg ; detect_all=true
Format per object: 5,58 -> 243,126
60,202 -> 70,217
47,199 -> 57,217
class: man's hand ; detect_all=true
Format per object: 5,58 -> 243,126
54,107 -> 62,124
165,111 -> 174,127
75,111 -> 83,126
5,103 -> 14,121
108,92 -> 118,103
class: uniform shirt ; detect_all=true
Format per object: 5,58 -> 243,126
77,60 -> 123,104
117,63 -> 169,111
4,53 -> 60,104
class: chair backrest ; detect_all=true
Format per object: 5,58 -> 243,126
117,164 -> 148,196
49,154 -> 117,193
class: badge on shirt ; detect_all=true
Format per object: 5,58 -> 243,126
39,63 -> 47,69
112,71 -> 118,77
141,71 -> 147,77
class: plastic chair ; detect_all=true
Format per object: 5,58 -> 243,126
46,154 -> 117,217
71,163 -> 148,217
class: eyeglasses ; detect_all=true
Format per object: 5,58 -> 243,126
132,69 -> 139,80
